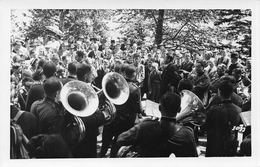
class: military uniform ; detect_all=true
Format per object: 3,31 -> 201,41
103,79 -> 143,157
30,97 -> 79,149
205,100 -> 242,157
72,111 -> 108,158
206,92 -> 243,111
117,117 -> 198,157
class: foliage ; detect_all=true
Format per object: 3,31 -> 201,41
214,9 -> 251,56
112,9 -> 219,51
11,10 -> 29,40
14,9 -> 251,58
25,9 -> 112,41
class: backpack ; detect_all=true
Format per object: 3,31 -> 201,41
10,110 -> 30,159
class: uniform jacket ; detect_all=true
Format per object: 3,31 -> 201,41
205,100 -> 242,157
72,111 -> 107,158
115,79 -> 142,126
30,97 -> 79,149
206,92 -> 243,111
117,117 -> 198,157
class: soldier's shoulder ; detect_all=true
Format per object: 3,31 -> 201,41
141,117 -> 159,124
209,103 -> 224,110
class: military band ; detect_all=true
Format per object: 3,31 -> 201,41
10,35 -> 251,158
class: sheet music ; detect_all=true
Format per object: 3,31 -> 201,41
240,111 -> 251,126
145,100 -> 162,118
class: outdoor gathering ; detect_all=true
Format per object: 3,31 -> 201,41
9,8 -> 253,161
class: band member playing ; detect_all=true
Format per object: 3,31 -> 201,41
72,63 -> 111,158
205,80 -> 242,157
117,92 -> 198,157
108,64 -> 143,157
30,77 -> 79,149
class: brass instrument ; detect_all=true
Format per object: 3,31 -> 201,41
60,80 -> 99,117
92,72 -> 130,125
60,80 -> 98,143
60,72 -> 130,127
177,90 -> 206,126
118,90 -> 206,157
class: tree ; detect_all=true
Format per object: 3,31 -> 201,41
11,9 -> 29,40
214,9 -> 251,56
25,9 -> 112,41
113,9 -> 218,52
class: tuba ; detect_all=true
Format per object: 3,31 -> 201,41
60,80 -> 99,144
177,90 -> 206,126
60,72 -> 130,130
92,72 -> 130,125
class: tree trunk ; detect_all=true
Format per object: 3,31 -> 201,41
155,10 -> 164,46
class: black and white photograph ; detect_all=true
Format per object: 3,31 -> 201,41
1,0 -> 260,166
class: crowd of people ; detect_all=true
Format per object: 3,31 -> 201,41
10,33 -> 251,158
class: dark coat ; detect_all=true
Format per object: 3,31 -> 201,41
141,65 -> 151,96
61,75 -> 77,86
115,79 -> 142,127
30,97 -> 79,149
117,117 -> 198,157
206,92 -> 243,111
109,80 -> 143,157
160,63 -> 181,97
11,105 -> 38,139
205,100 -> 242,157
72,111 -> 107,158
25,82 -> 44,112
